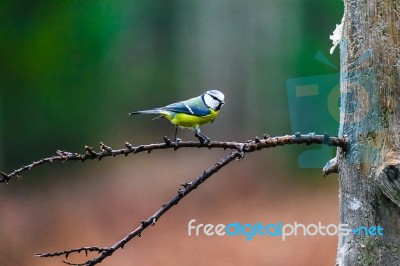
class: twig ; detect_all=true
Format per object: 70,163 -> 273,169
0,133 -> 346,184
35,150 -> 242,266
3,133 -> 347,265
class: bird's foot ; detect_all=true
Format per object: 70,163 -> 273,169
173,138 -> 182,151
195,132 -> 210,145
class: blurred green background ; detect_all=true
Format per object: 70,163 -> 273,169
0,1 -> 343,265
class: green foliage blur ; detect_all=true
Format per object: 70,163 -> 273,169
0,1 -> 343,173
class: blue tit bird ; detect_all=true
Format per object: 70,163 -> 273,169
129,90 -> 225,144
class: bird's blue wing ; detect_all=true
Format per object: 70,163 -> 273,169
163,97 -> 210,116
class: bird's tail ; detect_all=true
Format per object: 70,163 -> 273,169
129,109 -> 164,120
129,109 -> 161,115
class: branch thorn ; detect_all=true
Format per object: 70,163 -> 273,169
99,142 -> 113,153
0,172 -> 10,183
180,182 -> 189,188
85,146 -> 97,156
163,136 -> 171,146
124,142 -> 134,150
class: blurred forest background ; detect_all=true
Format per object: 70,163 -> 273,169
1,1 -> 343,265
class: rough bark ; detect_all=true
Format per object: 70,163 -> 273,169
337,0 -> 400,265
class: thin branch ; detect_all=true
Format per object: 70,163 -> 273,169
35,149 -> 242,266
4,132 -> 347,265
0,133 -> 346,183
36,246 -> 106,265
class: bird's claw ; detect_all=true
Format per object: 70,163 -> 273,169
195,132 -> 210,145
172,138 -> 182,150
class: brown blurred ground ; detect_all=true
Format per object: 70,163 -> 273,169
0,149 -> 338,266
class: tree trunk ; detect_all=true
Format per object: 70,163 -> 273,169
337,0 -> 400,265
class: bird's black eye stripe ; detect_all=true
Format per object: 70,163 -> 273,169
208,93 -> 222,103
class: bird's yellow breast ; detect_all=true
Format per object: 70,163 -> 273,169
162,109 -> 220,128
